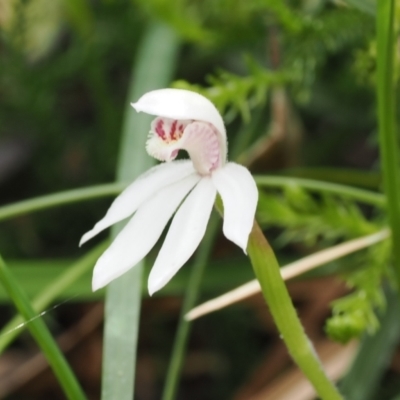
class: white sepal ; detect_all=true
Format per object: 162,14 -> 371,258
92,174 -> 201,291
148,177 -> 217,295
212,162 -> 258,253
80,161 -> 196,246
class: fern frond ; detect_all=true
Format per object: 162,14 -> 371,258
173,57 -> 294,122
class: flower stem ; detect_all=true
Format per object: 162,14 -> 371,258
0,254 -> 87,400
248,221 -> 343,400
162,215 -> 220,400
0,176 -> 384,224
376,0 -> 400,289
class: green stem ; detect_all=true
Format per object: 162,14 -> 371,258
0,183 -> 125,222
0,176 -> 384,223
0,241 -> 108,353
376,0 -> 400,288
248,221 -> 343,400
254,175 -> 385,207
162,215 -> 220,400
0,255 -> 87,400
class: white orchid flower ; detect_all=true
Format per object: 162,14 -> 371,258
80,88 -> 258,295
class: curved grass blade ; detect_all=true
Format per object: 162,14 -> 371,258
0,254 -> 87,400
162,215 -> 220,400
254,176 -> 384,207
0,241 -> 108,353
0,183 -> 125,222
0,176 -> 384,224
280,168 -> 380,190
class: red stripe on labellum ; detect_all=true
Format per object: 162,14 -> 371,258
147,118 -> 223,174
155,119 -> 166,140
170,120 -> 178,140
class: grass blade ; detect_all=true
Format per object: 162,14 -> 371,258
254,175 -> 384,207
376,0 -> 400,288
0,254 -> 87,400
101,21 -> 180,400
162,215 -> 220,400
0,183 -> 125,222
0,175 -> 384,223
0,241 -> 108,353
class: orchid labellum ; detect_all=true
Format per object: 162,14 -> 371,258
80,89 -> 258,295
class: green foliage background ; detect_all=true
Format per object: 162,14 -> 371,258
1,0 -> 400,399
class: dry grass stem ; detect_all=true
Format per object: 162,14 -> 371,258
186,229 -> 389,321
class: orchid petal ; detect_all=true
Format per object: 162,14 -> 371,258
148,177 -> 216,295
131,89 -> 227,160
80,160 -> 195,245
211,162 -> 258,253
92,174 -> 201,291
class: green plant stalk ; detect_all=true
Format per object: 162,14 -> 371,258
254,176 -> 384,207
0,255 -> 87,400
376,0 -> 400,289
0,241 -> 108,353
248,221 -> 343,400
280,167 -> 381,189
0,176 -> 384,223
101,22 -> 180,400
162,215 -> 220,400
0,183 -> 125,222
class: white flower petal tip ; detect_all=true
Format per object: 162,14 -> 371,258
148,279 -> 162,297
79,234 -> 89,247
92,272 -> 106,292
147,178 -> 217,295
212,162 -> 258,253
131,88 -> 226,138
89,174 -> 201,292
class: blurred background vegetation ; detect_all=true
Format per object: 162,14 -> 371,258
0,0 -> 399,399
